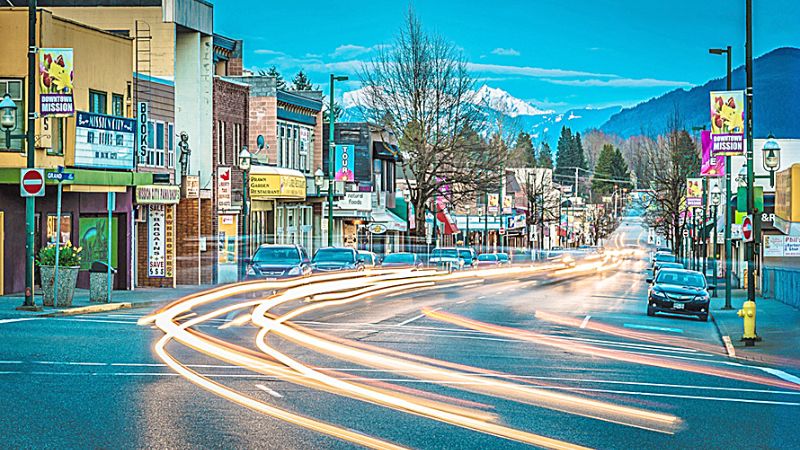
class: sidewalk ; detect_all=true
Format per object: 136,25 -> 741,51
711,289 -> 800,365
0,285 -> 213,318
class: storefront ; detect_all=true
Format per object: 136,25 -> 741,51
333,192 -> 372,249
248,166 -> 310,252
135,184 -> 180,288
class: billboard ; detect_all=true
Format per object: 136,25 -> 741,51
700,130 -> 725,177
686,178 -> 703,207
74,111 -> 136,169
334,144 -> 355,182
709,90 -> 744,156
38,48 -> 74,117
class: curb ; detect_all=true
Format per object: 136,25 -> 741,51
710,312 -> 736,358
37,299 -> 164,318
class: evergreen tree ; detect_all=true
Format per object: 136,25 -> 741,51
554,126 -> 574,179
323,101 -> 344,122
509,131 -> 535,167
266,66 -> 286,89
591,144 -> 629,195
573,132 -> 588,171
292,70 -> 314,90
537,142 -> 553,169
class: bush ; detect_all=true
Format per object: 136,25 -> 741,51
37,242 -> 83,267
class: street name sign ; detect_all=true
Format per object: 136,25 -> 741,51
20,168 -> 45,197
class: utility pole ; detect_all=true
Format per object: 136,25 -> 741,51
744,0 -> 757,316
327,74 -> 347,247
724,48 -> 734,309
20,0 -> 39,310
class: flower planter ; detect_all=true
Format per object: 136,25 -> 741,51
40,265 -> 80,307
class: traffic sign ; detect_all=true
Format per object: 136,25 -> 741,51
499,227 -> 506,235
46,171 -> 74,182
742,215 -> 753,242
20,169 -> 45,197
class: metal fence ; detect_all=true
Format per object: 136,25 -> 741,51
762,267 -> 800,309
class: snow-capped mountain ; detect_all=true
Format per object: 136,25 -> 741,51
472,85 -> 553,117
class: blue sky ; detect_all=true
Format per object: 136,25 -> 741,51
214,0 -> 800,112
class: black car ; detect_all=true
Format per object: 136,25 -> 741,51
246,244 -> 311,280
312,247 -> 364,272
381,252 -> 422,269
646,268 -> 713,321
652,261 -> 683,278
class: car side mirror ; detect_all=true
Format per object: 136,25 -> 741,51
645,277 -> 653,284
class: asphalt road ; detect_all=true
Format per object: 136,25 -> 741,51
2,217 -> 799,449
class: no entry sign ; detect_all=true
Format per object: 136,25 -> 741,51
742,215 -> 753,242
20,169 -> 45,197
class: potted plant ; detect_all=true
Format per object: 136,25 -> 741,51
37,242 -> 82,307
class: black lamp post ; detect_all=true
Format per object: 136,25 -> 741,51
710,184 -> 722,297
238,146 -> 252,280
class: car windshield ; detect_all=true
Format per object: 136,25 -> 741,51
252,247 -> 300,264
497,253 -> 509,261
432,249 -> 459,259
655,253 -> 676,263
358,252 -> 374,264
383,253 -> 414,264
313,249 -> 355,263
656,270 -> 706,288
458,250 -> 473,260
477,254 -> 497,261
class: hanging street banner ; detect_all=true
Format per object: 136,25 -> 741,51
709,90 -> 745,156
38,48 -> 74,117
148,204 -> 166,278
487,193 -> 499,215
686,177 -> 703,207
700,130 -> 725,177
334,144 -> 355,182
74,111 -> 136,169
502,194 -> 515,214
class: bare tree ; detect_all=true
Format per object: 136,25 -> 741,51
642,112 -> 700,253
359,10 -> 507,238
511,168 -> 560,250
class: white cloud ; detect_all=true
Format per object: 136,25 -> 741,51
330,44 -> 389,59
543,77 -> 693,88
467,62 -> 616,79
253,49 -> 285,56
491,47 -> 520,56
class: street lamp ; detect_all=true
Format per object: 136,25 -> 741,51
709,45 -> 734,310
710,184 -> 722,297
328,74 -> 348,247
762,135 -> 781,186
736,166 -> 747,188
402,189 -> 411,252
238,146 -> 252,280
314,167 -> 325,192
0,94 -> 25,150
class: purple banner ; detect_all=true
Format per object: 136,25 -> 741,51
701,130 -> 725,177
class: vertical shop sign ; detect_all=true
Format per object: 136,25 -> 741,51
148,205 -> 166,277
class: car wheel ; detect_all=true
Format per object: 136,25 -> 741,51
646,306 -> 655,317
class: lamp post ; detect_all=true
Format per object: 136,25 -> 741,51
709,45 -> 734,310
238,147 -> 252,280
328,74 -> 348,247
402,189 -> 411,252
711,184 -> 722,297
464,204 -> 471,247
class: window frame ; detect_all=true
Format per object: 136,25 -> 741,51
89,89 -> 107,114
111,93 -> 124,117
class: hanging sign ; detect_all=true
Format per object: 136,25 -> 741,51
164,205 -> 175,278
700,130 -> 725,177
217,166 -> 232,210
148,204 -> 166,277
38,48 -> 74,117
686,178 -> 703,207
710,90 -> 745,156
137,101 -> 149,158
334,144 -> 355,182
368,223 -> 387,234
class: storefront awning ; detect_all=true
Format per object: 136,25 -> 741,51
436,210 -> 459,235
371,208 -> 407,232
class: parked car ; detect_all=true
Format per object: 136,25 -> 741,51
456,247 -> 477,268
476,253 -> 499,268
245,244 -> 311,280
653,261 -> 683,278
651,251 -> 677,268
429,247 -> 464,271
358,250 -> 378,268
381,252 -> 423,269
496,252 -> 511,265
646,268 -> 713,321
311,247 -> 364,273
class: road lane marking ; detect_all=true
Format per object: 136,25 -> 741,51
397,308 -> 441,327
456,300 -> 466,304
623,323 -> 684,334
760,368 -> 800,386
255,383 -> 284,398
722,336 -> 736,357
580,315 -> 591,329
0,318 -> 41,325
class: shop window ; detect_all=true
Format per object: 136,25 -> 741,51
112,93 -> 124,117
168,123 -> 175,168
45,117 -> 64,156
46,213 -> 72,245
156,122 -> 165,166
217,120 -> 226,165
0,79 -> 24,151
89,90 -> 107,114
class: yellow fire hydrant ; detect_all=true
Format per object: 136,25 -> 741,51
737,300 -> 758,345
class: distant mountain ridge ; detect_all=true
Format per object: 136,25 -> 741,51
600,47 -> 800,138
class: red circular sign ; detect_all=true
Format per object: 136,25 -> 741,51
21,170 -> 44,196
742,216 -> 753,241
